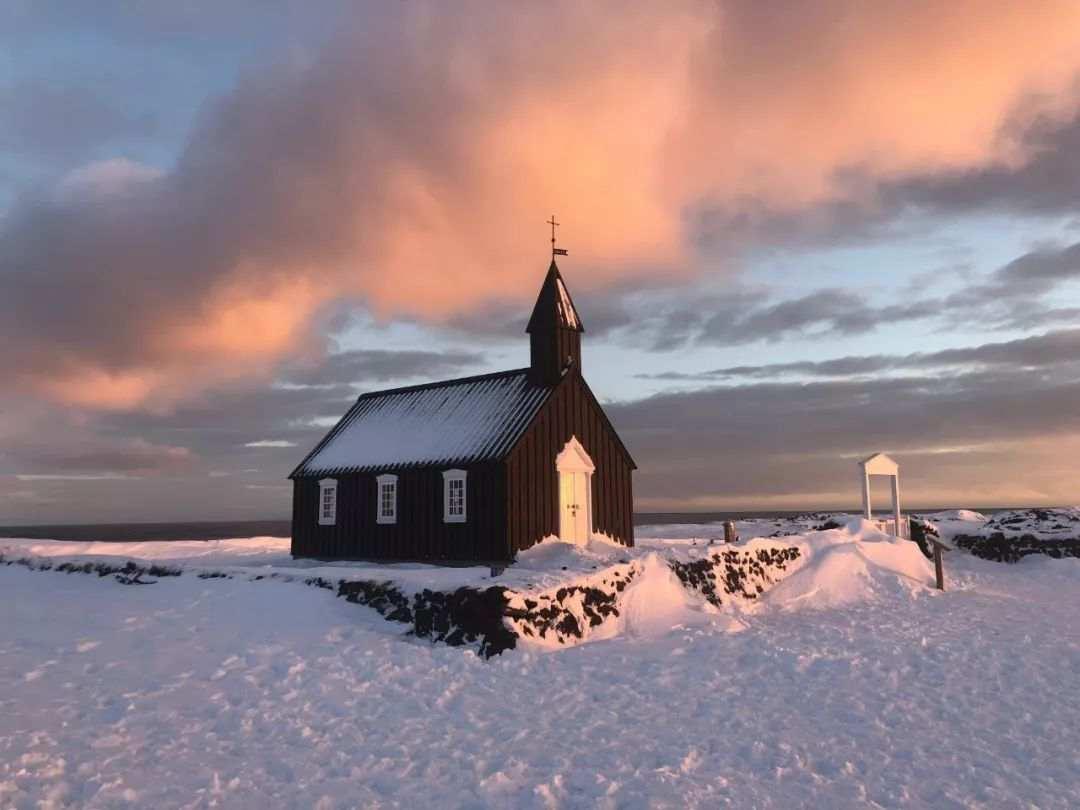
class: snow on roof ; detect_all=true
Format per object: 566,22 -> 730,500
292,369 -> 552,477
527,261 -> 584,334
860,453 -> 899,475
555,277 -> 579,329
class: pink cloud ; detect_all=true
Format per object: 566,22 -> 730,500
4,1 -> 1080,409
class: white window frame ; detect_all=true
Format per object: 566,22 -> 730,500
376,473 -> 398,524
442,469 -> 467,523
317,478 -> 337,526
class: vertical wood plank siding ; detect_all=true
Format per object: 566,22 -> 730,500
292,378 -> 634,561
529,329 -> 582,386
290,463 -> 508,562
292,374 -> 635,561
505,373 -> 635,554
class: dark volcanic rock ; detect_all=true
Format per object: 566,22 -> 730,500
337,580 -> 517,657
505,566 -> 636,645
669,546 -> 801,607
909,517 -> 939,560
953,532 -> 1080,563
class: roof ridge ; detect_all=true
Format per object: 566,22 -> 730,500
354,366 -> 535,400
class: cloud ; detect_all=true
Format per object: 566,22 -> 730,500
698,289 -> 940,347
14,473 -> 137,482
55,158 -> 165,202
609,364 -> 1080,509
536,283 -> 940,352
0,385 -> 335,521
717,99 -> 1080,249
6,1 -> 349,47
641,328 -> 1080,381
622,238 -> 1080,353
7,322 -> 1080,521
1,434 -> 193,477
0,80 -> 156,163
279,348 -> 485,387
4,2 -> 1080,409
881,107 -> 1080,217
947,240 -> 1080,309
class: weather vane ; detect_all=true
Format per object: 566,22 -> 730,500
547,214 -> 568,258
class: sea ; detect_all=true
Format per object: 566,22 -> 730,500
0,508 -> 1020,543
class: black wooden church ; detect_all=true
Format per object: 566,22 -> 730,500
289,258 -> 636,563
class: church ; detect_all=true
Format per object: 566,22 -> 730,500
289,258 -> 636,563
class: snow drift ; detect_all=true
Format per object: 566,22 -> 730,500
763,519 -> 934,611
618,553 -> 715,638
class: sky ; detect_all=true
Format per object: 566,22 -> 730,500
4,1 -> 1080,523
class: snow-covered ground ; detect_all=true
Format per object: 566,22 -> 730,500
977,507 -> 1080,539
0,534 -> 647,596
2,516 -> 1079,807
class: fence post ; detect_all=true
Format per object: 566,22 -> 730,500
933,542 -> 945,591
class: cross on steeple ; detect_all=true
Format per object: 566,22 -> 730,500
547,214 -> 568,258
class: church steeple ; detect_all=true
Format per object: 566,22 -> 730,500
527,259 -> 584,385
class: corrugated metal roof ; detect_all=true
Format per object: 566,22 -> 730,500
291,369 -> 553,477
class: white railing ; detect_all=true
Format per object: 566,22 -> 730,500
871,517 -> 909,539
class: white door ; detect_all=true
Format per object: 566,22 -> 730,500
556,436 -> 595,545
559,470 -> 590,543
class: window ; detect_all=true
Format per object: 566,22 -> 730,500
443,469 -> 467,523
376,474 -> 397,524
317,479 -> 337,526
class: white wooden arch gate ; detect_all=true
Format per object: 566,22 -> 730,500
858,452 -> 907,538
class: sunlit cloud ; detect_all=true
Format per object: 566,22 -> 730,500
5,2 -> 1080,518
4,2 -> 1080,410
14,473 -> 138,482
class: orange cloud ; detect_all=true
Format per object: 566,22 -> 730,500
33,368 -> 163,412
345,1 -> 1080,318
671,1 -> 1080,205
5,1 -> 1080,410
40,285 -> 326,412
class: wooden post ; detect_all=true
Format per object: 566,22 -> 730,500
890,474 -> 902,538
861,470 -> 873,519
933,542 -> 945,591
723,521 -> 737,544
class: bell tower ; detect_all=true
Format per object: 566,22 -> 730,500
527,259 -> 584,385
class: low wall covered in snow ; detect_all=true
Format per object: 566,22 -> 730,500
1,521 -> 939,658
669,546 -> 802,607
921,507 -> 1080,563
951,533 -> 1080,563
504,563 -> 637,647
